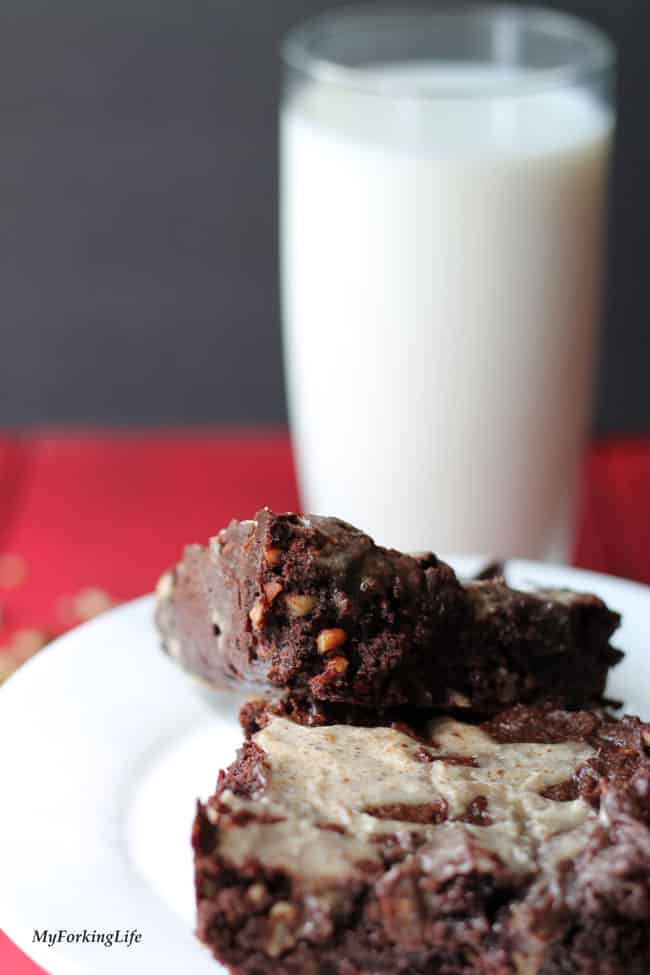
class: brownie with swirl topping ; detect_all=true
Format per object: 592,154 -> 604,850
193,704 -> 650,974
155,509 -> 622,716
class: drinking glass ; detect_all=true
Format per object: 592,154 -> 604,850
280,5 -> 615,558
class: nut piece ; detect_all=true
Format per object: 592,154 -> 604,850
267,900 -> 299,958
316,628 -> 347,654
247,883 -> 267,906
308,653 -> 349,694
269,901 -> 297,922
264,546 -> 282,567
446,690 -> 471,709
264,581 -> 283,604
285,593 -> 316,617
325,655 -> 348,676
249,599 -> 266,630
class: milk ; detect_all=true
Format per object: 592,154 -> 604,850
280,65 -> 613,557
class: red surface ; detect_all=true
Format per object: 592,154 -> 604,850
0,430 -> 299,647
0,429 -> 648,974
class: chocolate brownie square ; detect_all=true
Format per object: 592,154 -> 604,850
193,705 -> 650,974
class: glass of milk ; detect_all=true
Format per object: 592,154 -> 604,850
280,5 -> 615,559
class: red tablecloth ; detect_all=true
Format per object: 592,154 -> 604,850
1,430 -> 649,974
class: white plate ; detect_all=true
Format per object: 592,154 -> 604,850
1,559 -> 649,975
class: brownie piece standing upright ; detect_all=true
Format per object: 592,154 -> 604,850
193,705 -> 650,975
156,509 -> 622,715
156,508 -> 463,710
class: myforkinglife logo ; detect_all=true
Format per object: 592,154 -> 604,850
33,929 -> 143,948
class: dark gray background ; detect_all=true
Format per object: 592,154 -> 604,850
0,0 -> 648,431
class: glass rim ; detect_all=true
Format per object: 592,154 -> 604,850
281,3 -> 616,99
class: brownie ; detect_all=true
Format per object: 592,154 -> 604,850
156,509 -> 622,715
193,705 -> 650,975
